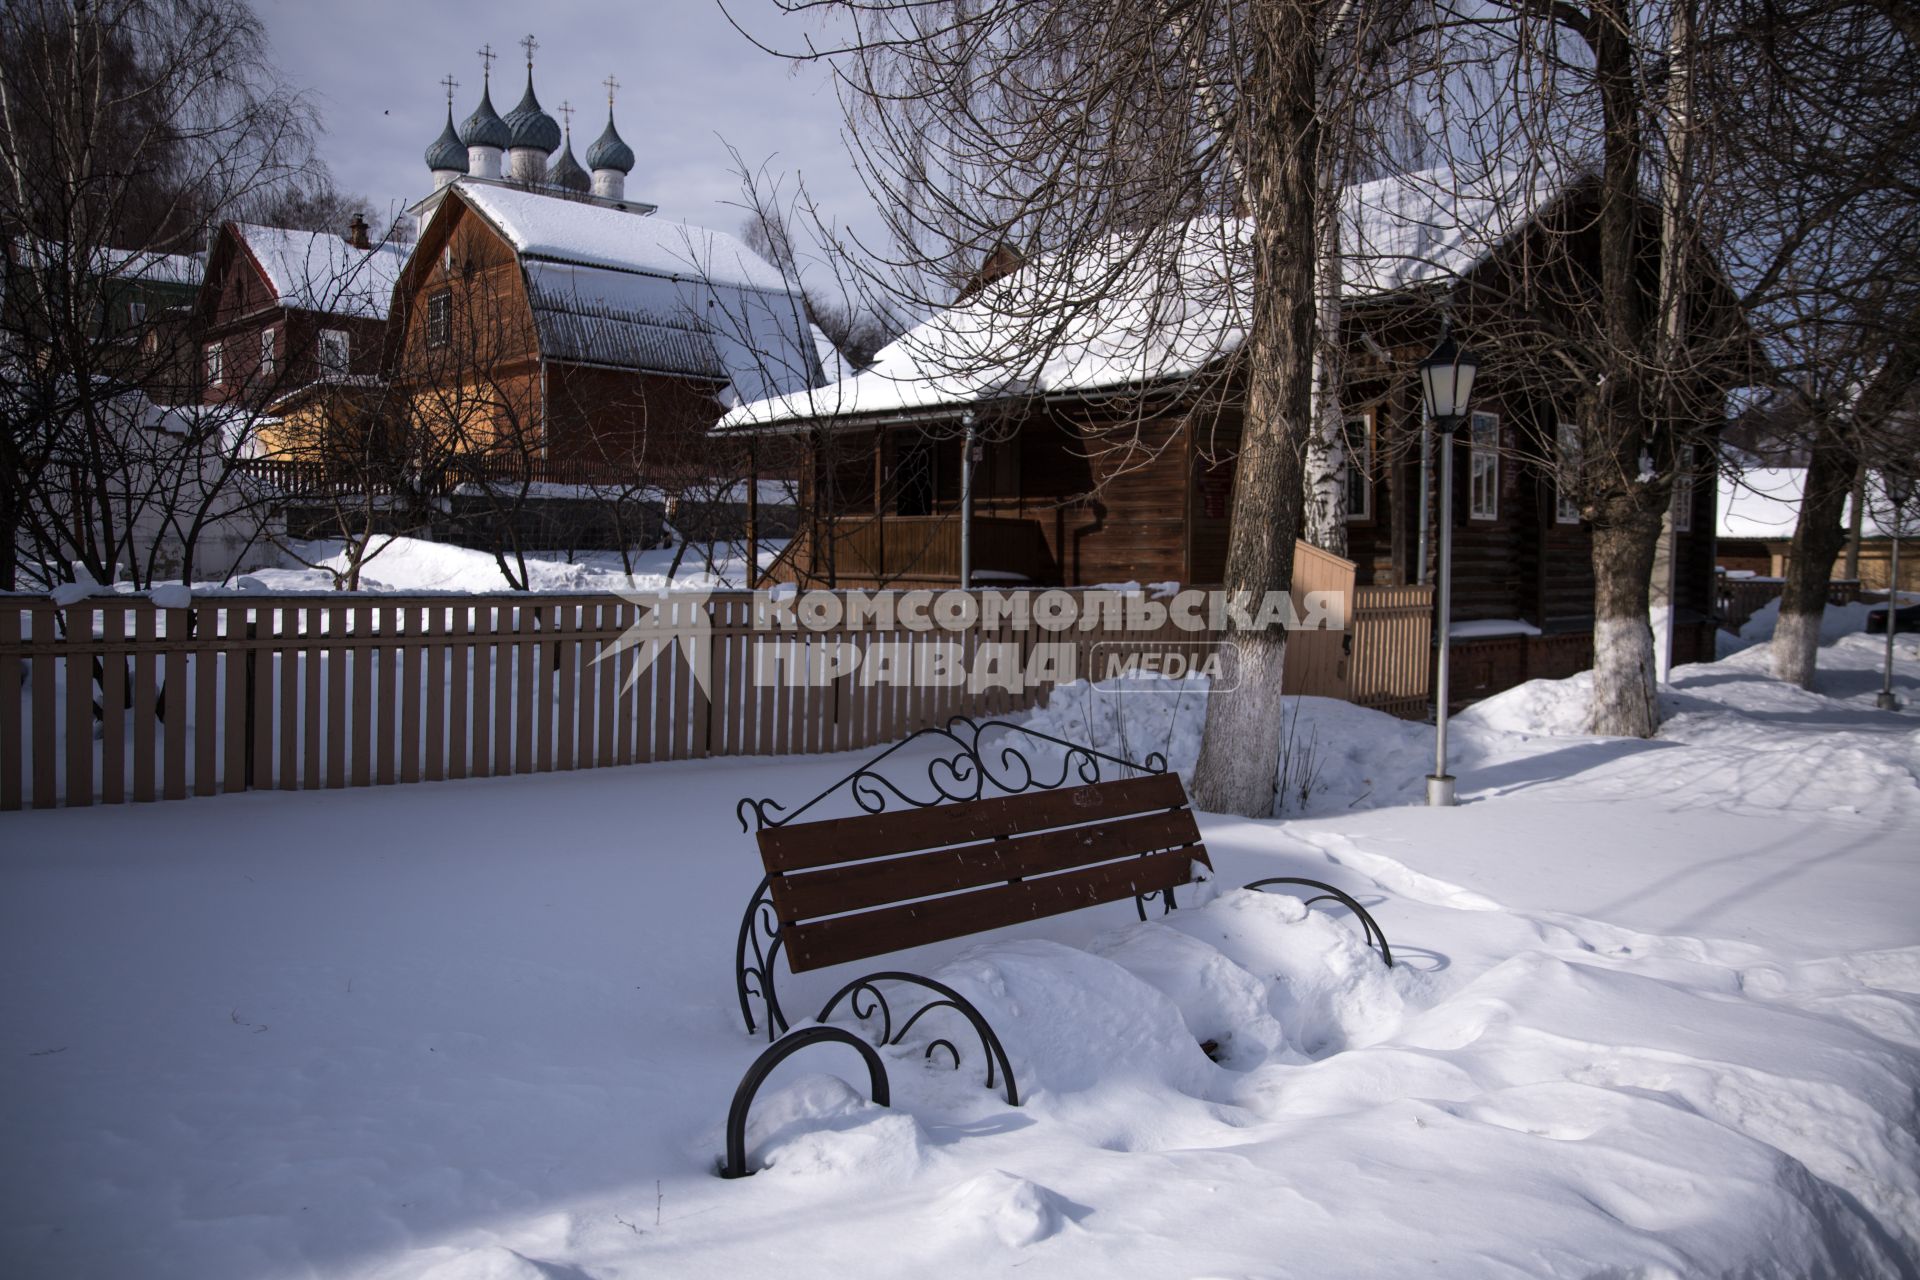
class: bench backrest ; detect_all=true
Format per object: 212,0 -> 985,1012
755,772 -> 1211,973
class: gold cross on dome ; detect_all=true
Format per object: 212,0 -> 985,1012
477,44 -> 496,79
520,33 -> 539,68
439,74 -> 459,107
603,74 -> 620,108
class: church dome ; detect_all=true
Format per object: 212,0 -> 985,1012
460,84 -> 510,150
426,107 -> 469,173
504,73 -> 561,154
548,135 -> 591,193
586,112 -> 634,174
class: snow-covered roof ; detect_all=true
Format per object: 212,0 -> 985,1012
9,236 -> 204,288
454,182 -> 793,294
1718,466 -> 1899,540
232,224 -> 410,320
452,182 -> 821,404
718,167 -> 1567,433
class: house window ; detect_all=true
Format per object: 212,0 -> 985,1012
1555,421 -> 1582,524
1344,414 -> 1373,521
258,326 -> 276,381
1671,459 -> 1694,533
319,328 -> 350,375
204,341 -> 223,387
426,290 -> 452,349
1468,411 -> 1499,520
128,301 -> 147,326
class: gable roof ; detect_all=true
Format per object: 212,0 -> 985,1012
717,167 -> 1568,433
445,181 -> 822,404
228,223 -> 410,320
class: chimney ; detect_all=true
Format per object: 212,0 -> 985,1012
347,214 -> 371,250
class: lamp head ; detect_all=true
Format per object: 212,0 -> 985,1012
1420,326 -> 1480,426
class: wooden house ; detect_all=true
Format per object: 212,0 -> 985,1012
194,218 -> 408,442
386,180 -> 820,484
719,170 -> 1742,705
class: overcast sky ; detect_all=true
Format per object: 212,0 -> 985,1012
254,1 -> 868,245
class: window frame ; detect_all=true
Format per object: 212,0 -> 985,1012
1468,410 -> 1500,522
204,340 -> 223,388
425,289 -> 452,350
258,325 -> 276,381
1343,410 -> 1376,523
318,327 -> 350,376
1670,455 -> 1694,534
1555,421 -> 1582,525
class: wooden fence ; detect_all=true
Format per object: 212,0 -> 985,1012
1,583 -> 1433,809
1714,574 -> 1858,635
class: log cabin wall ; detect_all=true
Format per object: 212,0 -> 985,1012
197,228 -> 388,411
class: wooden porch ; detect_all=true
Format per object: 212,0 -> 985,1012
761,513 -> 1054,589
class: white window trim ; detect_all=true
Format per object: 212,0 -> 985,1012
204,340 -> 223,387
319,327 -> 350,375
258,326 -> 276,380
1555,421 -> 1582,524
1344,411 -> 1375,522
426,289 -> 452,349
1469,411 -> 1499,521
1671,458 -> 1694,533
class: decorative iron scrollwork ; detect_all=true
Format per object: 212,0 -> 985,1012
734,715 -> 1167,835
816,971 -> 1020,1106
734,876 -> 789,1040
732,715 -> 1166,1038
1243,876 -> 1394,967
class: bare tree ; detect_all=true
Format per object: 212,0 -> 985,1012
729,1 -> 1432,815
0,0 -> 321,590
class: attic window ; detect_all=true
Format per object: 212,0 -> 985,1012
427,290 -> 451,348
204,341 -> 223,387
319,328 -> 349,375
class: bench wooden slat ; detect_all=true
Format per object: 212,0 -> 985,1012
782,846 -> 1201,972
769,807 -> 1205,922
757,772 -> 1190,873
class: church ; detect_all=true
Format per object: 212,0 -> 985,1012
388,40 -> 822,485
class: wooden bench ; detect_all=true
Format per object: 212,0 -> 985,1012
730,717 -> 1390,1108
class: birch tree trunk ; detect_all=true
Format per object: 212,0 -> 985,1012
1301,174 -> 1346,555
1192,0 -> 1319,818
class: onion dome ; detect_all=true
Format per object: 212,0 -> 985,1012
586,111 -> 634,174
460,83 -> 510,151
548,132 -> 590,193
426,106 -> 469,173
504,72 -> 561,155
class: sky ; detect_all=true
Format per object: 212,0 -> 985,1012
254,1 -> 870,246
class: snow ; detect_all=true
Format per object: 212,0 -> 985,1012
719,167 -> 1567,433
455,182 -> 793,294
4,628 -> 1919,1277
233,224 -> 410,320
1449,618 -> 1543,638
235,535 -> 787,594
453,185 -> 822,404
1719,465 -> 1902,540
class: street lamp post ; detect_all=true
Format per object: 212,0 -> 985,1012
1877,465 -> 1913,712
1419,325 -> 1480,807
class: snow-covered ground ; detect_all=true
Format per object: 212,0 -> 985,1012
3,631 -> 1917,1279
247,537 -> 781,595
